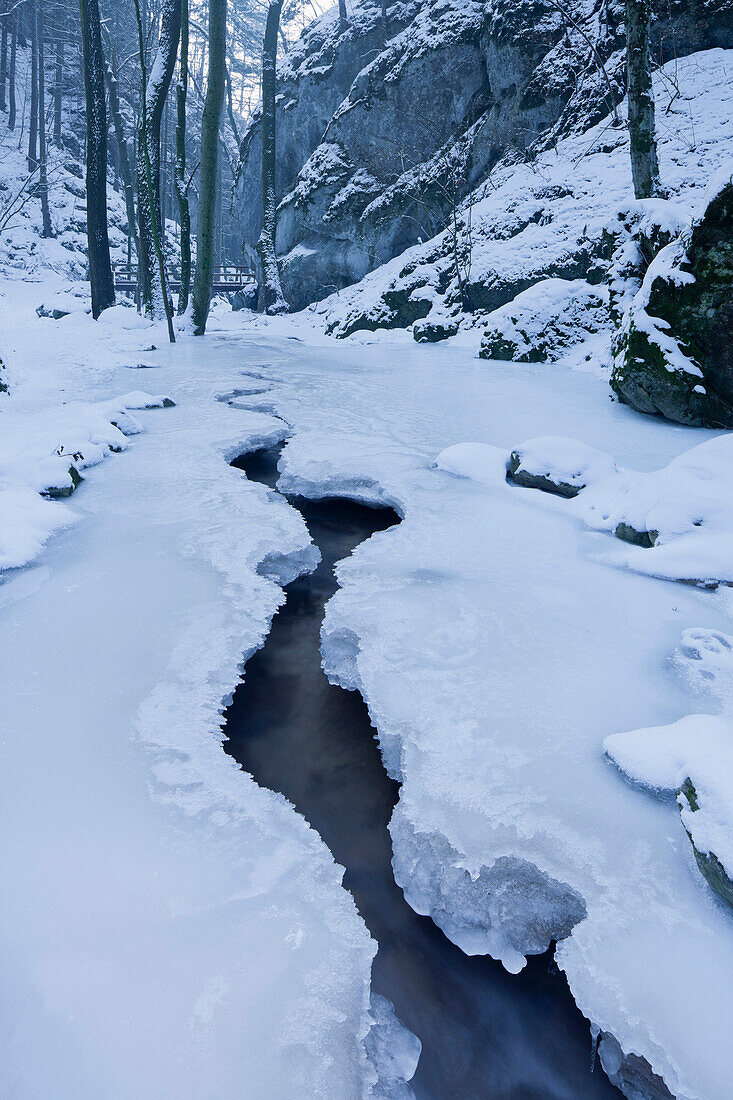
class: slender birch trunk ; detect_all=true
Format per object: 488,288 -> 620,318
132,0 -> 176,340
257,0 -> 287,315
27,0 -> 38,173
54,35 -> 63,143
37,0 -> 52,237
135,0 -> 180,320
0,1 -> 8,113
7,8 -> 15,130
104,54 -> 140,268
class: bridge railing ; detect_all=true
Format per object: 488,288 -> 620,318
112,264 -> 255,293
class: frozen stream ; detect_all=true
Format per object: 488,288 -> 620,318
224,446 -> 618,1100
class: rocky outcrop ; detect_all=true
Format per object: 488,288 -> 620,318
611,170 -> 733,427
237,0 -> 733,313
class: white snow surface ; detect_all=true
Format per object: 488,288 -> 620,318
0,283 -> 392,1098
209,310 -> 733,1100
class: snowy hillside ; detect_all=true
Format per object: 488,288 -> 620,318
312,48 -> 733,342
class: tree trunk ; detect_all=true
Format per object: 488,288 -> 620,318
0,1 -> 8,113
37,0 -> 52,237
191,0 -> 226,335
626,0 -> 659,199
338,0 -> 348,29
79,0 -> 115,318
174,0 -> 191,314
104,54 -> 140,270
135,0 -> 181,319
8,10 -> 15,130
54,35 -> 63,143
256,0 -> 287,315
27,0 -> 38,173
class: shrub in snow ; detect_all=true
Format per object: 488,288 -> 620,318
507,436 -> 617,498
478,279 -> 610,363
604,714 -> 733,910
611,167 -> 733,427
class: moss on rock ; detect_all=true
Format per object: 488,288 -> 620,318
678,778 -> 733,909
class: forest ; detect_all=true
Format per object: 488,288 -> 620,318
1,0 -> 732,1097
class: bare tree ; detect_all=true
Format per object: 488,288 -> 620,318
104,48 -> 139,267
257,0 -> 287,314
79,0 -> 115,317
7,5 -> 16,130
175,0 -> 192,314
27,0 -> 38,173
626,0 -> 659,198
192,0 -> 227,334
37,0 -> 52,237
135,0 -> 180,325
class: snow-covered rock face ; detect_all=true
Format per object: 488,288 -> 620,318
612,168 -> 733,428
311,47 -> 733,341
237,0 -> 733,313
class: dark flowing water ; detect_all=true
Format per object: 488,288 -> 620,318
224,447 -> 618,1100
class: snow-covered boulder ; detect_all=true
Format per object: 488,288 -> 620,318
478,279 -> 610,363
117,390 -> 176,409
36,285 -> 91,320
604,714 -> 733,909
606,199 -> 688,324
576,432 -> 733,585
611,167 -> 733,427
508,435 -> 617,497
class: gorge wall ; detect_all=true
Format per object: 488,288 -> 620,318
236,0 -> 733,311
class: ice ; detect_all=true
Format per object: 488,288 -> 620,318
363,994 -> 421,1099
0,282 -> 390,1097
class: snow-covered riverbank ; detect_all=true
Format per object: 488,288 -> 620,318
2,278 -> 733,1098
0,283 -> 388,1097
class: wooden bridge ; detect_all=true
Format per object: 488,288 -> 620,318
113,263 -> 255,295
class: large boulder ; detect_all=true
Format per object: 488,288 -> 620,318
611,168 -> 733,427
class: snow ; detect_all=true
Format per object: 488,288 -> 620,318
0,281 -> 393,1098
5,25 -> 733,1100
507,436 -> 618,493
576,432 -> 733,585
478,278 -> 610,362
603,714 -> 732,795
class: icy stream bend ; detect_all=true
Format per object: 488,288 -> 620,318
223,445 -> 618,1100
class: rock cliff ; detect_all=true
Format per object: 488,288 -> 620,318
236,0 -> 733,311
